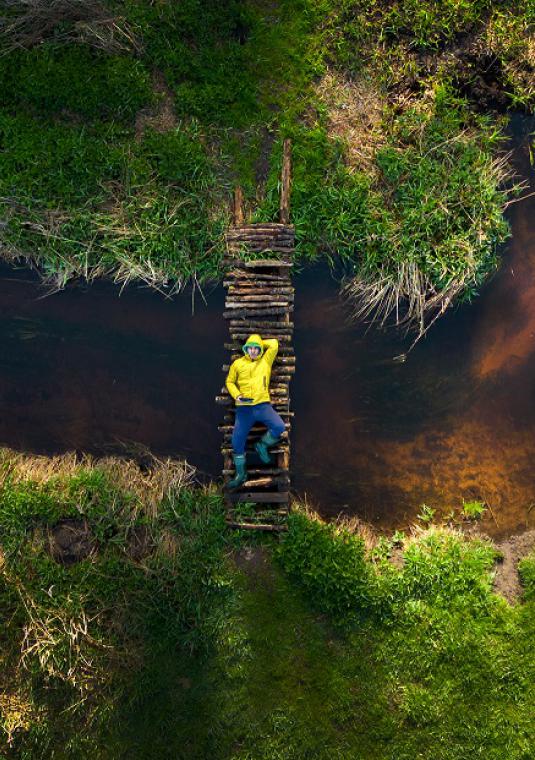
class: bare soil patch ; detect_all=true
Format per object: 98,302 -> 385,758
234,545 -> 276,591
126,524 -> 154,562
493,529 -> 535,603
316,69 -> 385,174
48,517 -> 96,565
135,70 -> 178,140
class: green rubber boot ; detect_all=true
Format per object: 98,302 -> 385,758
254,431 -> 280,465
226,453 -> 247,490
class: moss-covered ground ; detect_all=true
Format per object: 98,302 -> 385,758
2,450 -> 535,758
1,0 -> 533,329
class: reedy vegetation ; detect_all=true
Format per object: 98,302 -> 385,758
0,0 -> 532,329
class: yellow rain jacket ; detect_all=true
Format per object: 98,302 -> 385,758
225,333 -> 279,406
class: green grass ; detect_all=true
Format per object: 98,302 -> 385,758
3,452 -> 535,758
0,0 -> 532,326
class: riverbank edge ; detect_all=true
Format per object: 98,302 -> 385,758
2,448 -> 535,757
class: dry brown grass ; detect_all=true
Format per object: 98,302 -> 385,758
0,686 -> 34,747
0,448 -> 196,521
0,0 -> 141,55
135,70 -> 178,140
315,69 -> 386,175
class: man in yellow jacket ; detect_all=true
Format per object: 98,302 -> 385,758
225,333 -> 286,490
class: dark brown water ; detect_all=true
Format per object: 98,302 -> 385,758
0,115 -> 533,537
0,275 -> 226,477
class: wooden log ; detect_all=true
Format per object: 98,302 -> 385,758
225,233 -> 294,243
225,522 -> 287,532
227,244 -> 294,255
229,327 -> 293,334
216,397 -> 289,408
280,138 -> 291,225
242,477 -> 289,488
226,229 -> 294,240
227,297 -> 294,306
226,223 -> 294,233
227,271 -> 291,279
244,259 -> 291,267
221,429 -> 289,440
228,492 -> 289,503
222,412 -> 293,422
223,308 -> 291,318
229,334 -> 292,343
225,297 -> 290,306
227,357 -> 293,366
221,444 -> 288,453
219,387 -> 289,398
229,320 -> 294,328
233,186 -> 245,226
218,423 -> 290,433
223,358 -> 295,368
228,288 -> 294,297
240,259 -> 292,268
225,343 -> 294,355
228,327 -> 293,335
225,273 -> 290,283
226,237 -> 294,246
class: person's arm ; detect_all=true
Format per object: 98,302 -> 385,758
261,338 -> 279,368
225,361 -> 242,400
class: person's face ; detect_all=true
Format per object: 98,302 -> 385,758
246,345 -> 260,360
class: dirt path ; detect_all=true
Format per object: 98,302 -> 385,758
492,529 -> 535,603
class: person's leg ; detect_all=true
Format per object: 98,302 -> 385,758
253,403 -> 286,464
231,406 -> 254,455
254,403 -> 286,439
228,406 -> 254,489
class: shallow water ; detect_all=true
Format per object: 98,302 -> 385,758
0,115 -> 533,538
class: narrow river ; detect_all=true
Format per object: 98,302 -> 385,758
0,115 -> 533,538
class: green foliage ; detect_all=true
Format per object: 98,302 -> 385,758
124,0 -> 261,127
380,0 -> 494,50
0,114 -> 227,284
0,459 -> 235,754
277,512 -> 373,622
518,553 -> 535,600
142,126 -> 209,188
0,44 -> 152,122
259,87 -> 510,330
417,503 -> 436,523
0,111 -> 124,207
4,477 -> 535,758
0,0 -> 530,307
388,529 -> 497,610
462,499 -> 487,519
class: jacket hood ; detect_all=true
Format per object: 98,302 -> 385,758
242,333 -> 264,359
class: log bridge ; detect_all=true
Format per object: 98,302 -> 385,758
215,140 -> 294,531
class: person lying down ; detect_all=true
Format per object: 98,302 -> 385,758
225,333 -> 285,490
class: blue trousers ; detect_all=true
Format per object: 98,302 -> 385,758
232,402 -> 286,455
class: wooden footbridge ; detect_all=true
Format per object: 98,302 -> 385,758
216,141 -> 294,531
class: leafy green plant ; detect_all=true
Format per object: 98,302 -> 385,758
417,504 -> 436,524
462,500 -> 487,520
277,512 -> 373,622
